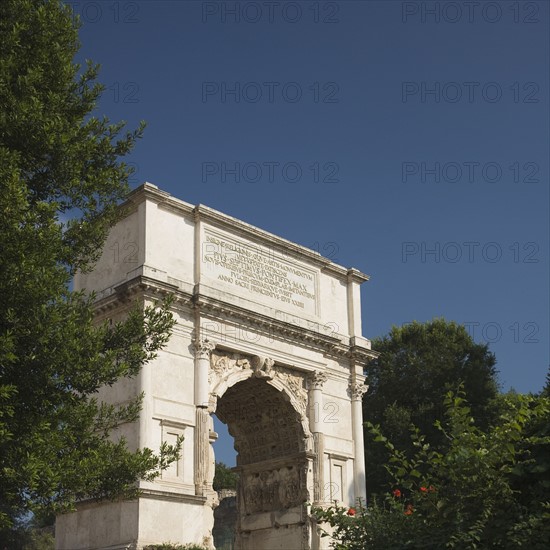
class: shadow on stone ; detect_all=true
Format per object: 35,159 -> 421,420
213,490 -> 237,550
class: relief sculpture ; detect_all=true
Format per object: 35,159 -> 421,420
210,351 -> 307,414
209,352 -> 251,384
242,465 -> 306,514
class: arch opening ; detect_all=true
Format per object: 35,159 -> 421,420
216,377 -> 306,466
212,415 -> 238,550
211,376 -> 313,549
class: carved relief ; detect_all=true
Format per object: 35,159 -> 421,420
275,366 -> 307,413
216,376 -> 307,465
250,355 -> 274,379
350,382 -> 369,400
209,351 -> 307,414
193,337 -> 216,360
241,464 -> 307,514
209,351 -> 250,384
307,370 -> 328,390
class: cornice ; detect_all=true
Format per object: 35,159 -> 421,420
139,488 -> 207,504
89,275 -> 377,365
123,183 -> 369,283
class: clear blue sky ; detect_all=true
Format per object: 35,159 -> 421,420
69,0 -> 549,466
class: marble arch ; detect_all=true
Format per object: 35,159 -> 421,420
55,183 -> 378,550
208,352 -> 313,548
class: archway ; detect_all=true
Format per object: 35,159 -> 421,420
211,414 -> 237,549
56,184 -> 375,550
208,351 -> 314,549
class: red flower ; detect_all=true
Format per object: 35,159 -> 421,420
347,508 -> 356,516
392,489 -> 402,498
420,486 -> 428,493
404,504 -> 414,516
428,485 -> 436,493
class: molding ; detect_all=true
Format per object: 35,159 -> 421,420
139,488 -> 207,504
124,183 -> 369,283
346,267 -> 370,284
157,418 -> 191,430
89,275 -> 378,365
68,488 -> 207,510
196,292 -> 377,364
327,452 -> 353,461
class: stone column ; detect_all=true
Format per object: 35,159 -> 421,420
193,337 -> 215,496
308,371 -> 328,504
194,337 -> 215,407
350,382 -> 369,505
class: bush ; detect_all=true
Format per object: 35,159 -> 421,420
313,388 -> 550,549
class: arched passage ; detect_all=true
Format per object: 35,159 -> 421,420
217,377 -> 306,466
209,353 -> 314,549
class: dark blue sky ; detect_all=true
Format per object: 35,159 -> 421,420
69,0 -> 549,465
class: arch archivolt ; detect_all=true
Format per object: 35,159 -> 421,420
208,349 -> 313,446
207,349 -> 317,546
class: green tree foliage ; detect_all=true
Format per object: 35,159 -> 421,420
213,462 -> 238,491
314,389 -> 550,549
542,365 -> 550,397
0,0 -> 179,537
0,519 -> 55,550
363,319 -> 499,496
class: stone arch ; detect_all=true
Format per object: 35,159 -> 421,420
208,350 -> 315,549
208,351 -> 313,450
215,377 -> 306,466
55,184 -> 376,550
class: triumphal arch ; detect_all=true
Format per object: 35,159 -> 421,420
56,183 -> 377,549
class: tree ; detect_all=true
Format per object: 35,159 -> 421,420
363,319 -> 499,496
542,365 -> 550,397
213,462 -> 238,491
0,0 -> 178,538
314,388 -> 550,549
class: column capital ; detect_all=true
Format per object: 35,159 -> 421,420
307,370 -> 328,390
350,382 -> 369,401
192,337 -> 216,360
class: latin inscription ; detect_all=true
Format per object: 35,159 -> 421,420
203,230 -> 317,313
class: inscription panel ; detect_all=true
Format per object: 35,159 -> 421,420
202,227 -> 318,315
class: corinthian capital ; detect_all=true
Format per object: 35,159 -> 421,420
308,371 -> 328,390
350,382 -> 369,400
193,337 -> 216,360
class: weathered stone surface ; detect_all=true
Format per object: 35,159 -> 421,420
57,183 -> 377,550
